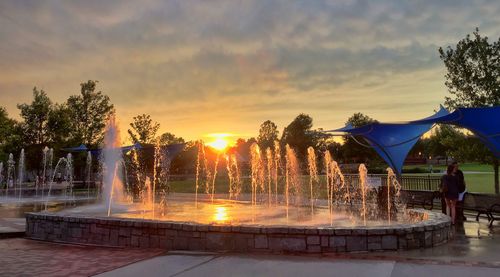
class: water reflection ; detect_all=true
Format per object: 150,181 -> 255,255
213,206 -> 229,222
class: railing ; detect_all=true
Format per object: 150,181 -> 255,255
343,174 -> 441,192
399,175 -> 441,191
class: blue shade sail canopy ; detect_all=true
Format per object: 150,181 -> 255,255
327,105 -> 500,175
62,144 -> 88,152
326,107 -> 450,175
412,106 -> 500,158
344,123 -> 434,175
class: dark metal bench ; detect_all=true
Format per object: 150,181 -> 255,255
462,193 -> 500,227
401,190 -> 440,210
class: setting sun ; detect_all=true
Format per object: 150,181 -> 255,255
205,133 -> 236,151
207,138 -> 229,151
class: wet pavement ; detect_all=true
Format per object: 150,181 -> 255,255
0,217 -> 25,238
97,219 -> 500,276
341,218 -> 500,267
1,209 -> 500,276
0,238 -> 165,277
96,253 -> 500,277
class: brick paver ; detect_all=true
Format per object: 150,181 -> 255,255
0,238 -> 165,276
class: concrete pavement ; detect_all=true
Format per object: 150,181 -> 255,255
1,212 -> 499,276
96,253 -> 500,277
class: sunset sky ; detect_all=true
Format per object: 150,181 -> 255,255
1,0 -> 499,143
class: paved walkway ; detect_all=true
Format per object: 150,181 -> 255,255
0,217 -> 25,238
96,253 -> 500,277
97,220 -> 500,277
0,239 -> 165,276
0,213 -> 499,276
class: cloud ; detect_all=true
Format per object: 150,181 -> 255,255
0,0 -> 499,140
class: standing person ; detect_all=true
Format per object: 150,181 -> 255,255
453,161 -> 467,221
440,165 -> 459,224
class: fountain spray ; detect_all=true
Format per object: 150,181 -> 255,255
86,151 -> 92,199
41,146 -> 49,197
44,157 -> 67,210
6,153 -> 14,197
284,145 -> 300,221
386,168 -> 402,223
65,153 -> 73,199
103,116 -> 125,217
0,162 -> 3,196
273,141 -> 281,204
195,141 -> 201,207
250,143 -> 264,206
266,147 -> 273,206
211,152 -> 220,203
307,147 -> 318,214
18,149 -> 25,201
358,164 -> 368,226
152,139 -> 161,219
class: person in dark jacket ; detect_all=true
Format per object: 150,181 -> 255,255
453,162 -> 467,221
441,164 -> 460,224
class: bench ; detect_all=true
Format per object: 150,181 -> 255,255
462,193 -> 500,227
401,190 -> 440,210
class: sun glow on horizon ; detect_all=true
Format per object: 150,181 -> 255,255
205,133 -> 235,152
207,138 -> 229,151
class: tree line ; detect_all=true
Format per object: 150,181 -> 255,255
0,28 -> 498,192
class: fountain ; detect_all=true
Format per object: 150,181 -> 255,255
226,153 -> 241,200
65,153 -> 73,198
250,143 -> 264,206
26,118 -> 451,254
86,151 -> 92,198
102,115 -> 125,216
44,157 -> 70,209
17,149 -> 25,200
307,147 -> 319,214
358,164 -> 368,225
5,153 -> 15,197
273,141 -> 281,204
0,162 -> 3,193
40,146 -> 49,197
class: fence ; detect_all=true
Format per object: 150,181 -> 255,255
343,174 -> 441,192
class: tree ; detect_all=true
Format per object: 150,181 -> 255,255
342,113 -> 379,163
257,120 -> 279,150
0,107 -> 15,146
439,28 -> 500,193
67,80 -> 114,147
281,114 -> 316,159
46,104 -> 72,147
17,88 -> 52,145
427,125 -> 465,164
128,114 -> 160,144
0,107 -> 18,161
158,132 -> 185,145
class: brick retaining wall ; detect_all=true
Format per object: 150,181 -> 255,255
25,210 -> 451,253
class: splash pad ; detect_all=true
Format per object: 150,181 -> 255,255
26,118 -> 451,253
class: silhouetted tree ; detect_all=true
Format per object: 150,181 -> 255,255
439,28 -> 500,193
342,113 -> 378,163
257,120 -> 279,150
281,113 -> 316,160
427,125 -> 464,164
158,132 -> 185,145
0,107 -> 19,161
17,88 -> 52,145
128,114 -> 160,144
66,80 -> 114,147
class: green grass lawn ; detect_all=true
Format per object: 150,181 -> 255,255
403,172 -> 495,193
403,163 -> 496,193
169,163 -> 498,195
404,162 -> 494,173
